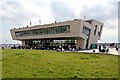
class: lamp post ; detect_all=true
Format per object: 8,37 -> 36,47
6,40 -> 7,48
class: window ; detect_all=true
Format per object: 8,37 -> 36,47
82,25 -> 91,36
15,25 -> 70,37
98,25 -> 103,36
94,25 -> 97,35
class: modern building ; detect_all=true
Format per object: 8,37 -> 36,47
10,19 -> 103,49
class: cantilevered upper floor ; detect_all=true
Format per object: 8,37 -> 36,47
10,19 -> 103,41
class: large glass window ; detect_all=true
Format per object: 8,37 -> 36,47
82,25 -> 91,36
15,25 -> 70,37
25,39 -> 76,49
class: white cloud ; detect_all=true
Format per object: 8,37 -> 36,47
105,18 -> 118,29
99,27 -> 118,43
99,18 -> 118,43
0,0 -> 118,44
0,0 -> 54,44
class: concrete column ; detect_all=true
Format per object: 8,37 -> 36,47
76,38 -> 86,49
22,41 -> 25,46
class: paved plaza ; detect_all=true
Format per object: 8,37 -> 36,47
78,48 -> 119,55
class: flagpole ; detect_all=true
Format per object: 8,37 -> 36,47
30,22 -> 32,25
6,40 -> 7,48
39,20 -> 41,24
84,16 -> 86,20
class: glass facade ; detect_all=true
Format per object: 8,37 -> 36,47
25,39 -> 76,50
15,25 -> 70,37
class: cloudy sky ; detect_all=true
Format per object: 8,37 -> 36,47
0,0 -> 119,44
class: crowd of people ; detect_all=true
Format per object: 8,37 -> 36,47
56,46 -> 76,52
1,43 -> 119,53
94,43 -> 119,53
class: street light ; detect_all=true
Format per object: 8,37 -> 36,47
6,40 -> 7,48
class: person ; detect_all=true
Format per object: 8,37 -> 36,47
115,45 -> 118,51
91,44 -> 95,49
72,48 -> 75,52
93,49 -> 95,52
13,45 -> 16,49
103,43 -> 106,49
59,46 -> 62,51
62,47 -> 64,51
53,48 -> 56,51
106,48 -> 109,52
99,46 -> 101,52
69,47 -> 72,51
56,48 -> 61,52
18,45 -> 21,49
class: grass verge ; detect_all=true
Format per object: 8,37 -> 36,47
2,49 -> 119,78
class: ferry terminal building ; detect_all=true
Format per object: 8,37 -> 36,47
10,19 -> 103,50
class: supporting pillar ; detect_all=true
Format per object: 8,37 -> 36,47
22,41 -> 25,46
76,38 -> 86,49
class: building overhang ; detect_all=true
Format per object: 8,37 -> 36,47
13,35 -> 86,41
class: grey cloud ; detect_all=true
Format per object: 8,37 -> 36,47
105,23 -> 117,29
101,35 -> 118,43
0,2 -> 40,25
80,4 -> 117,22
50,1 -> 76,21
80,2 -> 118,30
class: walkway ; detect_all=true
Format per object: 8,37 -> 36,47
78,48 -> 119,55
